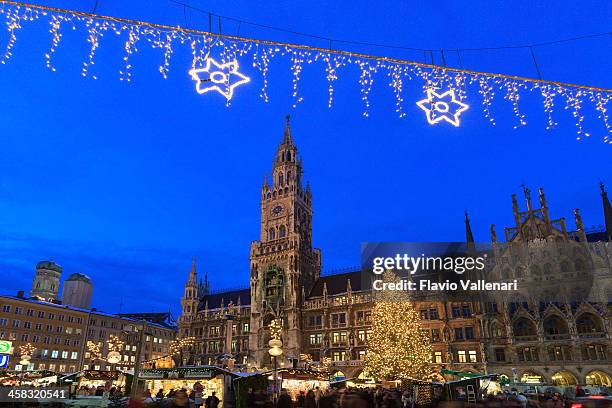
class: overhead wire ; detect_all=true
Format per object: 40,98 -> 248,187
1,0 -> 610,92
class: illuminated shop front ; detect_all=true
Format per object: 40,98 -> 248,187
267,368 -> 329,400
139,366 -> 235,401
585,371 -> 612,387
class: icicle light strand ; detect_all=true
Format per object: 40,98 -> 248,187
0,0 -> 610,142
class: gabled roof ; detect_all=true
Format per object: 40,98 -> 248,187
197,288 -> 251,310
307,270 -> 362,298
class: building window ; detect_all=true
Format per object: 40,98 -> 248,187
2,306 -> 10,313
429,308 -> 439,319
243,323 -> 249,332
308,315 -> 322,328
332,332 -> 347,344
0,318 -> 7,327
431,329 -> 441,342
433,351 -> 443,363
51,350 -> 59,359
486,302 -> 498,313
331,313 -> 346,328
454,328 -> 464,340
332,351 -> 346,361
581,345 -> 606,360
12,320 -> 20,328
457,350 -> 467,363
468,350 -> 477,362
462,305 -> 471,317
420,309 -> 429,320
14,307 -> 22,315
494,348 -> 506,362
356,311 -> 371,323
452,306 -> 461,318
465,326 -> 474,340
71,352 -> 78,360
309,334 -> 322,345
517,347 -> 539,362
548,346 -> 571,361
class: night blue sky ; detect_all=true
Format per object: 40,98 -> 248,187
0,0 -> 610,316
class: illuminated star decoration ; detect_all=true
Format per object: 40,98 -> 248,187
189,58 -> 250,101
416,88 -> 469,127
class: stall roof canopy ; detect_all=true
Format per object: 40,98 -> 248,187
261,368 -> 330,381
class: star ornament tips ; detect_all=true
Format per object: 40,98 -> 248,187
416,89 -> 469,127
189,58 -> 250,101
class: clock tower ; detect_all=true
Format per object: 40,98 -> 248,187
249,116 -> 322,367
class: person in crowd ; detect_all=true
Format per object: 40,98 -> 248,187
246,388 -> 257,408
169,389 -> 192,407
314,387 -> 322,408
277,388 -> 293,408
205,391 -> 220,408
545,393 -> 563,408
304,390 -> 317,408
157,388 -> 166,399
296,391 -> 305,408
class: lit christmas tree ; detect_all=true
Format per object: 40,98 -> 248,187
364,271 -> 432,381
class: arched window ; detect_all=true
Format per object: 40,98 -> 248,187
287,171 -> 292,182
543,315 -> 569,335
513,318 -> 537,337
576,313 -> 602,334
36,282 -> 40,289
279,225 -> 286,238
51,284 -> 55,290
560,261 -> 572,273
544,263 -> 553,275
278,174 -> 284,186
269,228 -> 276,240
491,323 -> 504,338
286,151 -> 291,161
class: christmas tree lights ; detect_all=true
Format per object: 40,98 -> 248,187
364,271 -> 433,382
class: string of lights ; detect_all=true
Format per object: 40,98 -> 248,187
0,0 -> 610,141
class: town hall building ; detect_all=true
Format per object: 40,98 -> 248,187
178,117 -> 612,387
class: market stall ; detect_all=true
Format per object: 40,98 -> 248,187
0,370 -> 58,386
441,375 -> 499,402
60,369 -> 132,394
139,366 -> 236,402
267,368 -> 330,400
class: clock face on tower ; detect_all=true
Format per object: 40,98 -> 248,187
271,205 -> 283,216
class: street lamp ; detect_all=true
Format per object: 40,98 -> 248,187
267,319 -> 283,403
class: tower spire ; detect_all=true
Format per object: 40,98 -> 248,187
601,182 -> 612,241
187,257 -> 197,285
282,114 -> 293,145
465,210 -> 475,252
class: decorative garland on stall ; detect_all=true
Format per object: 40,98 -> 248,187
0,0 -> 611,142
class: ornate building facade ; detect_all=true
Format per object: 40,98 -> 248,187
178,118 -> 612,387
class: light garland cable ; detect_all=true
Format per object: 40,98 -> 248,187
0,0 -> 610,141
